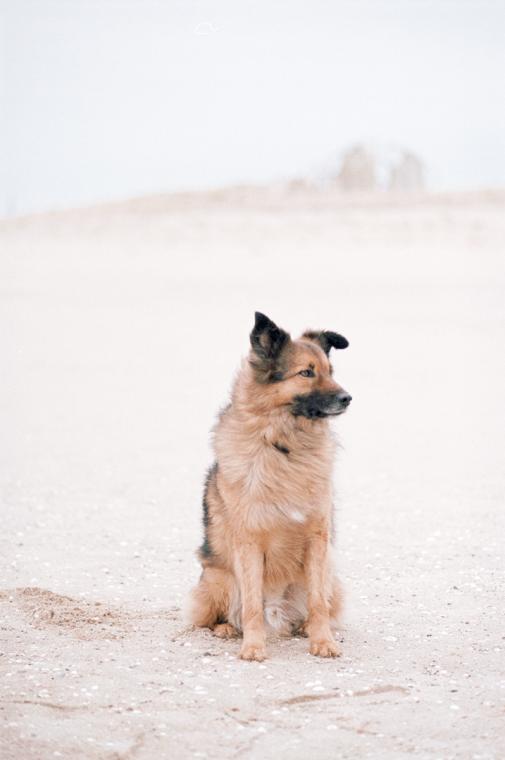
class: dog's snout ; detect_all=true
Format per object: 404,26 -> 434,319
337,392 -> 352,407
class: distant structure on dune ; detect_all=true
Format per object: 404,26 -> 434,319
331,143 -> 425,193
388,151 -> 424,192
337,145 -> 376,191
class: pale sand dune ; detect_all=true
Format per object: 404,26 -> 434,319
1,188 -> 504,759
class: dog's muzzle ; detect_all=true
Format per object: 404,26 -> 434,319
291,390 -> 352,419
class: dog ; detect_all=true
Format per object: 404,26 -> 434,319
187,312 -> 351,661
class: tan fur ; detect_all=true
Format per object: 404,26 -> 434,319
188,327 -> 347,660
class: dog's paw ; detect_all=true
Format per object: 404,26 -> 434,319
309,637 -> 341,658
239,642 -> 267,661
213,623 -> 238,639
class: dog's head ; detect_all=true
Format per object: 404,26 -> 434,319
249,311 -> 351,419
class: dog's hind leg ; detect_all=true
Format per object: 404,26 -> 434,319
290,577 -> 343,636
187,566 -> 239,637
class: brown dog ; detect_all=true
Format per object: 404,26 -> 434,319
188,312 -> 351,661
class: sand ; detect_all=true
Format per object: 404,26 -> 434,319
1,187 -> 504,759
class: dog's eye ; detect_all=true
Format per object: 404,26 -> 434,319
299,368 -> 315,378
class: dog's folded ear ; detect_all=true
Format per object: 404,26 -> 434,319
251,312 -> 290,360
303,330 -> 349,354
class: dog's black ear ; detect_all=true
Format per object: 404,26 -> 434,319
303,330 -> 349,354
250,312 -> 290,363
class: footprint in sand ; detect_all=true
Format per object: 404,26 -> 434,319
0,587 -> 132,640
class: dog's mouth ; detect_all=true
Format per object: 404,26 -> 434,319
290,391 -> 352,420
311,407 -> 347,419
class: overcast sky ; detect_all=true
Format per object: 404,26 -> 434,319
1,0 -> 504,216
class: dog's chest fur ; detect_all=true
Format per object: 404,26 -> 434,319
215,409 -> 335,534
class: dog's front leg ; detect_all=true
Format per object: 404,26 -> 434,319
234,541 -> 266,661
304,523 -> 341,658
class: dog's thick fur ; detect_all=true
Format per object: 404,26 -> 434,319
188,312 -> 351,661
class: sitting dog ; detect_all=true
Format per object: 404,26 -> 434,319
188,312 -> 351,661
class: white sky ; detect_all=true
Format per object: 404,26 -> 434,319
1,0 -> 505,215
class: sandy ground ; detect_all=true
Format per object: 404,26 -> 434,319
1,187 -> 504,759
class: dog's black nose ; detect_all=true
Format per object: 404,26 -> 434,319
337,392 -> 352,407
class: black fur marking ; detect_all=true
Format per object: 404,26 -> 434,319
291,390 -> 340,419
303,330 -> 349,354
273,441 -> 290,455
199,462 -> 218,559
250,312 -> 291,383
